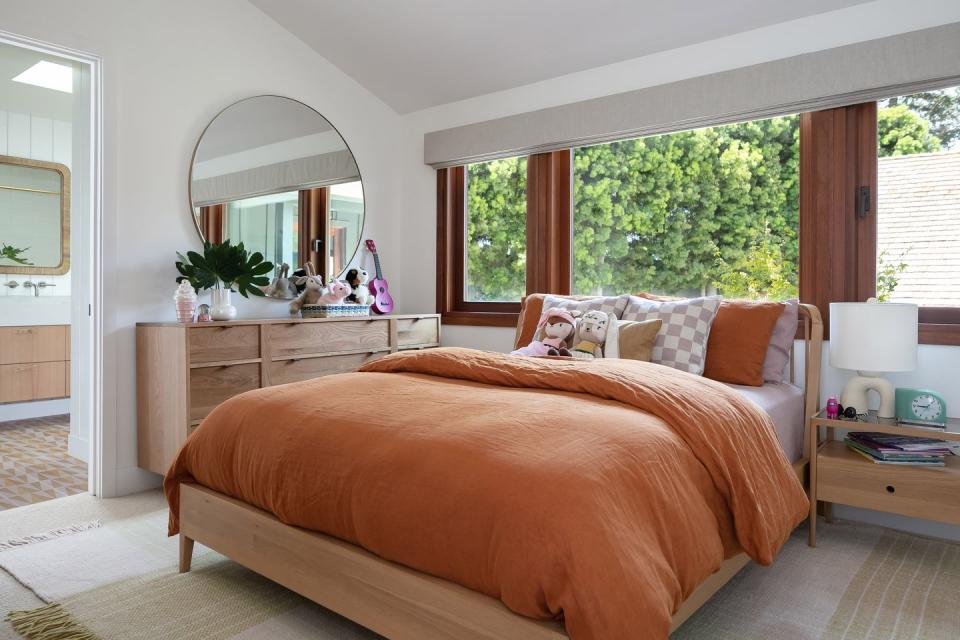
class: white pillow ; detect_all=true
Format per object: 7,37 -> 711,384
621,295 -> 722,375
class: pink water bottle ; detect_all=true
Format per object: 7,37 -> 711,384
826,396 -> 839,420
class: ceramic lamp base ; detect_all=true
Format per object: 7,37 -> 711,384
840,372 -> 895,418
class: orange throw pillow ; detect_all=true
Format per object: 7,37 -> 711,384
703,300 -> 785,387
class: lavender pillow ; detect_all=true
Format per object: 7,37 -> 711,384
762,298 -> 799,382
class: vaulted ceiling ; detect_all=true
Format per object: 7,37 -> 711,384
250,0 -> 871,114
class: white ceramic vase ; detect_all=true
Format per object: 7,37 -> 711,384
210,288 -> 238,321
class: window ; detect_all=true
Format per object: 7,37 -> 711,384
876,86 -> 960,307
465,157 -> 527,301
225,191 -> 300,268
572,116 -> 799,299
329,181 -> 364,277
436,88 -> 960,343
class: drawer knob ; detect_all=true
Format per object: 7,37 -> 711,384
886,485 -> 895,494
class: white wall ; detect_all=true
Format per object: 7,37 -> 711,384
390,2 -> 960,540
3,0 -> 407,496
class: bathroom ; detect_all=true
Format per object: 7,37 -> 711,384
0,40 -> 91,509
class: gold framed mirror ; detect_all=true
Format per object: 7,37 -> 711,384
188,96 -> 364,287
0,154 -> 70,275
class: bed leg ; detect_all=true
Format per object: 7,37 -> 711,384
179,535 -> 195,573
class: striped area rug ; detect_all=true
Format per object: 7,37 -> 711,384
823,530 -> 960,639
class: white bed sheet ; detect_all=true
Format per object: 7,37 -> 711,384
726,381 -> 806,463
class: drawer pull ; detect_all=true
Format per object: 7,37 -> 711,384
16,328 -> 33,334
886,485 -> 896,494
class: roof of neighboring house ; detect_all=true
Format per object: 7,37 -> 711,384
877,150 -> 960,307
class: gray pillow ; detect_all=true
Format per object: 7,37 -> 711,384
762,298 -> 799,382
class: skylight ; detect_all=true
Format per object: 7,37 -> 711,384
12,60 -> 73,93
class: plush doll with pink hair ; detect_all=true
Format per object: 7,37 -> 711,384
510,307 -> 578,357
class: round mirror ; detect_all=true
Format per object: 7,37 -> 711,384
189,95 -> 364,285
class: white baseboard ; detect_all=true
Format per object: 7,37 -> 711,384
0,398 -> 70,422
67,434 -> 88,462
108,465 -> 162,498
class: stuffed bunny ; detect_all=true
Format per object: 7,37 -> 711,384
315,280 -> 351,305
510,308 -> 578,357
265,263 -> 298,299
345,268 -> 374,305
571,310 -> 615,359
289,265 -> 326,314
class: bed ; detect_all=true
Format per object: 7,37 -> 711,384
166,304 -> 822,640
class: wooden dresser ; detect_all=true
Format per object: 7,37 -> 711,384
136,314 -> 440,474
0,325 -> 70,403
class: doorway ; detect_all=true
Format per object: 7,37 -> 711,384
0,32 -> 101,507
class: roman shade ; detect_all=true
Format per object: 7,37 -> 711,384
424,22 -> 960,167
191,149 -> 359,207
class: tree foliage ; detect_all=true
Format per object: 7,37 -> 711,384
464,89 -> 955,302
878,105 -> 942,157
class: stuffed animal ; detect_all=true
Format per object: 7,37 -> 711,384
344,267 -> 374,305
289,265 -> 326,314
265,263 -> 298,299
510,308 -> 578,357
315,279 -> 351,306
571,310 -> 615,359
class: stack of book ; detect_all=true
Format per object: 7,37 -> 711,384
844,432 -> 958,467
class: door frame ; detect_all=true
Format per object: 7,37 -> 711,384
0,30 -> 104,497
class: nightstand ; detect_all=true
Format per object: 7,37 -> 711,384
808,410 -> 960,546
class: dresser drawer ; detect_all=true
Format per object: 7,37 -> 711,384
396,317 -> 439,349
268,320 -> 389,357
189,363 -> 260,422
0,325 -> 68,364
189,325 -> 260,363
818,443 -> 960,524
267,352 -> 385,387
0,361 -> 67,403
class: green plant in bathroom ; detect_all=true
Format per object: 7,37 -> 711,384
175,240 -> 273,298
0,243 -> 32,265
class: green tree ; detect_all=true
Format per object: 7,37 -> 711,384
465,157 -> 527,301
884,88 -> 960,148
878,104 -> 942,157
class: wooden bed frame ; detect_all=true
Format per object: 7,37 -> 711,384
177,304 -> 823,639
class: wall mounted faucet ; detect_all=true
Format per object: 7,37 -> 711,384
20,281 -> 55,297
3,281 -> 18,289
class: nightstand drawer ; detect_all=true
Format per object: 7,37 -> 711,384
817,441 -> 960,524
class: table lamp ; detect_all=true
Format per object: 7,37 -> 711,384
829,300 -> 918,417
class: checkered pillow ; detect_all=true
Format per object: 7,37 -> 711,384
621,295 -> 722,374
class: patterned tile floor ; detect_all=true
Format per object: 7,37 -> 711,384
0,415 -> 86,511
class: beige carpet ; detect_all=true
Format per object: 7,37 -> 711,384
0,415 -> 86,511
1,491 -> 958,639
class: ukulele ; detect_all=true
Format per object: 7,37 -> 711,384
365,239 -> 394,314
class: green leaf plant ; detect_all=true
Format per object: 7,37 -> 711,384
0,243 -> 32,265
175,240 -> 273,298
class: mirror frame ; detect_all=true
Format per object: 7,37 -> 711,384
0,154 -> 71,276
187,95 -> 366,282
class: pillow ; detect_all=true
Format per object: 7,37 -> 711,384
514,294 -> 627,349
611,319 -> 663,362
621,295 -> 722,375
703,300 -> 786,386
762,298 -> 799,382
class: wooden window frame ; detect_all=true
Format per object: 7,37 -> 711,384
437,152 -> 570,327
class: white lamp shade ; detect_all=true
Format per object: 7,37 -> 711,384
829,302 -> 918,372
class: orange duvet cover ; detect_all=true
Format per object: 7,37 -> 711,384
165,347 -> 807,639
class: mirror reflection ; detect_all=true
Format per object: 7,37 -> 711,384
0,156 -> 69,273
190,96 -> 363,284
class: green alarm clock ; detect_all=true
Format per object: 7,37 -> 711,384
895,388 -> 947,427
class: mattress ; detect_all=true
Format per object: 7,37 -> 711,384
726,382 -> 805,463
